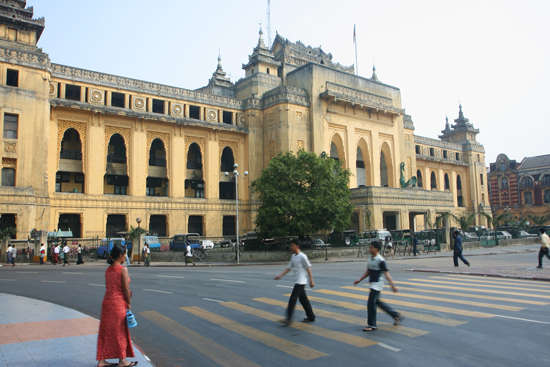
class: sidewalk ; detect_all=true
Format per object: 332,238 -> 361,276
0,294 -> 154,367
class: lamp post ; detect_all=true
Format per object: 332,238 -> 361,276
225,163 -> 248,264
136,217 -> 142,264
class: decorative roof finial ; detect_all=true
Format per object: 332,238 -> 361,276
370,63 -> 379,82
217,49 -> 222,69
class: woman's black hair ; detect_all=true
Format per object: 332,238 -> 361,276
107,244 -> 126,264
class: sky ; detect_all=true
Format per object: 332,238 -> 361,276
29,0 -> 550,165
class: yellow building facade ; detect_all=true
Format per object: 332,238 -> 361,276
0,2 -> 489,246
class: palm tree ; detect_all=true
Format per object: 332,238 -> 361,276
127,225 -> 146,262
528,213 -> 550,227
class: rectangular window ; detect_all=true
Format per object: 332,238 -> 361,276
6,69 -> 18,87
65,84 -> 81,101
480,174 -> 484,186
222,111 -> 232,124
443,150 -> 448,159
152,99 -> 165,114
189,105 -> 200,119
456,153 -> 460,160
3,114 -> 18,139
415,145 -> 420,154
111,92 -> 125,108
429,148 -> 435,157
223,216 -> 236,236
1,167 -> 15,187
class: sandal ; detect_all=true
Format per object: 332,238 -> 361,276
119,362 -> 138,367
362,326 -> 377,331
97,363 -> 118,367
301,318 -> 315,323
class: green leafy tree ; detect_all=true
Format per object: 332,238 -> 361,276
528,213 -> 550,227
251,150 -> 353,238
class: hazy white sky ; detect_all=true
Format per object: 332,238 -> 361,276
29,0 -> 549,165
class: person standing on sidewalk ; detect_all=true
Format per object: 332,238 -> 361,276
96,244 -> 138,367
144,244 -> 150,267
10,245 -> 16,266
6,244 -> 13,266
274,239 -> 316,325
536,228 -> 550,268
53,244 -> 60,265
39,243 -> 46,265
453,231 -> 470,267
354,241 -> 402,331
76,244 -> 84,265
185,243 -> 195,267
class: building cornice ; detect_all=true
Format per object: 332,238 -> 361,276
262,85 -> 309,109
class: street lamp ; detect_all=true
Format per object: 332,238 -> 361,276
225,163 -> 248,263
136,217 -> 142,264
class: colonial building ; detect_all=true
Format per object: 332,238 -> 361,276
488,154 -> 550,222
0,1 -> 490,250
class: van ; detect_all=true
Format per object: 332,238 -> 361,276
359,230 -> 392,247
170,233 -> 201,251
97,238 -> 125,258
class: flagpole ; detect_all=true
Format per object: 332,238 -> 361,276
354,24 -> 358,75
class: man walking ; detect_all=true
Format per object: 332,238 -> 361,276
274,239 -> 315,325
354,241 -> 402,331
412,234 -> 419,256
10,245 -> 16,266
185,243 -> 195,267
536,228 -> 550,268
453,231 -> 470,267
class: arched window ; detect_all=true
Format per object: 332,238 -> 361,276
524,191 -> 533,205
147,138 -> 168,196
220,147 -> 235,172
416,170 -> 423,188
430,172 -> 437,190
356,147 -> 366,187
521,176 -> 533,188
444,173 -> 450,190
330,142 -> 339,161
104,134 -> 128,195
185,143 -> 204,198
541,174 -> 550,187
57,128 -> 84,193
187,143 -> 202,169
457,175 -> 464,207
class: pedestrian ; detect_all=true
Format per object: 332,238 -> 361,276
453,231 -> 470,267
124,244 -> 130,267
77,244 -> 84,265
141,245 -> 147,264
273,239 -> 315,325
185,243 -> 195,267
353,241 -> 402,331
39,243 -> 46,265
536,228 -> 550,269
62,243 -> 70,266
96,244 -> 137,367
144,244 -> 150,267
10,245 -> 16,266
385,236 -> 394,258
6,244 -> 13,266
412,234 -> 419,256
53,244 -> 60,265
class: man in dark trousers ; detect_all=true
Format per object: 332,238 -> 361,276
453,230 -> 470,267
274,239 -> 315,325
412,234 -> 420,256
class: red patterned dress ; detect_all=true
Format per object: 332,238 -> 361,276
96,264 -> 134,360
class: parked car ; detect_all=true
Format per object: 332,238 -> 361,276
169,233 -> 201,251
201,240 -> 215,249
359,230 -> 391,247
518,230 -> 538,238
462,232 -> 479,242
216,239 -> 236,248
480,231 -> 512,240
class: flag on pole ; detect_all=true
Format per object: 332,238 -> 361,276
353,24 -> 356,44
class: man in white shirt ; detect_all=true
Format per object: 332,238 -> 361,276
537,228 -> 550,268
185,244 -> 195,267
6,244 -> 13,266
62,244 -> 70,266
10,245 -> 16,266
274,239 -> 315,325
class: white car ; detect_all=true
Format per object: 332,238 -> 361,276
480,231 -> 512,240
201,240 -> 214,249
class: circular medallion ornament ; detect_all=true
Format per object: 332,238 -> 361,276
91,91 -> 102,102
208,110 -> 217,120
49,83 -> 55,95
134,98 -> 144,109
173,105 -> 182,114
239,115 -> 246,124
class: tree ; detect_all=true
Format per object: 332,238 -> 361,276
528,213 -> 550,227
251,150 -> 353,238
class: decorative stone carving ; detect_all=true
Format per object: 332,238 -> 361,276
262,85 -> 310,109
0,47 -> 48,66
296,111 -> 303,121
57,120 -> 87,173
238,114 -> 246,126
270,141 -> 275,158
133,97 -> 146,110
321,82 -> 403,115
89,89 -> 104,104
219,140 -> 239,164
147,131 -> 170,165
171,103 -> 183,116
206,109 -> 218,121
269,113 -> 275,122
2,158 -> 16,167
297,140 -> 304,151
49,82 -> 57,96
104,126 -> 130,164
4,142 -> 16,153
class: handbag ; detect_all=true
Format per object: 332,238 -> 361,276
126,309 -> 137,328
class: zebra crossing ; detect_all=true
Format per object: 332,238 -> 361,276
139,274 -> 549,366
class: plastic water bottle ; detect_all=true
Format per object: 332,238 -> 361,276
126,309 -> 137,328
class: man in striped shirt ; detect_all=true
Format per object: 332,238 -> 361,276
354,241 -> 402,331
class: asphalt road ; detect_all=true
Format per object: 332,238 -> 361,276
1,252 -> 548,367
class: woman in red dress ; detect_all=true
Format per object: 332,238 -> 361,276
96,244 -> 138,367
